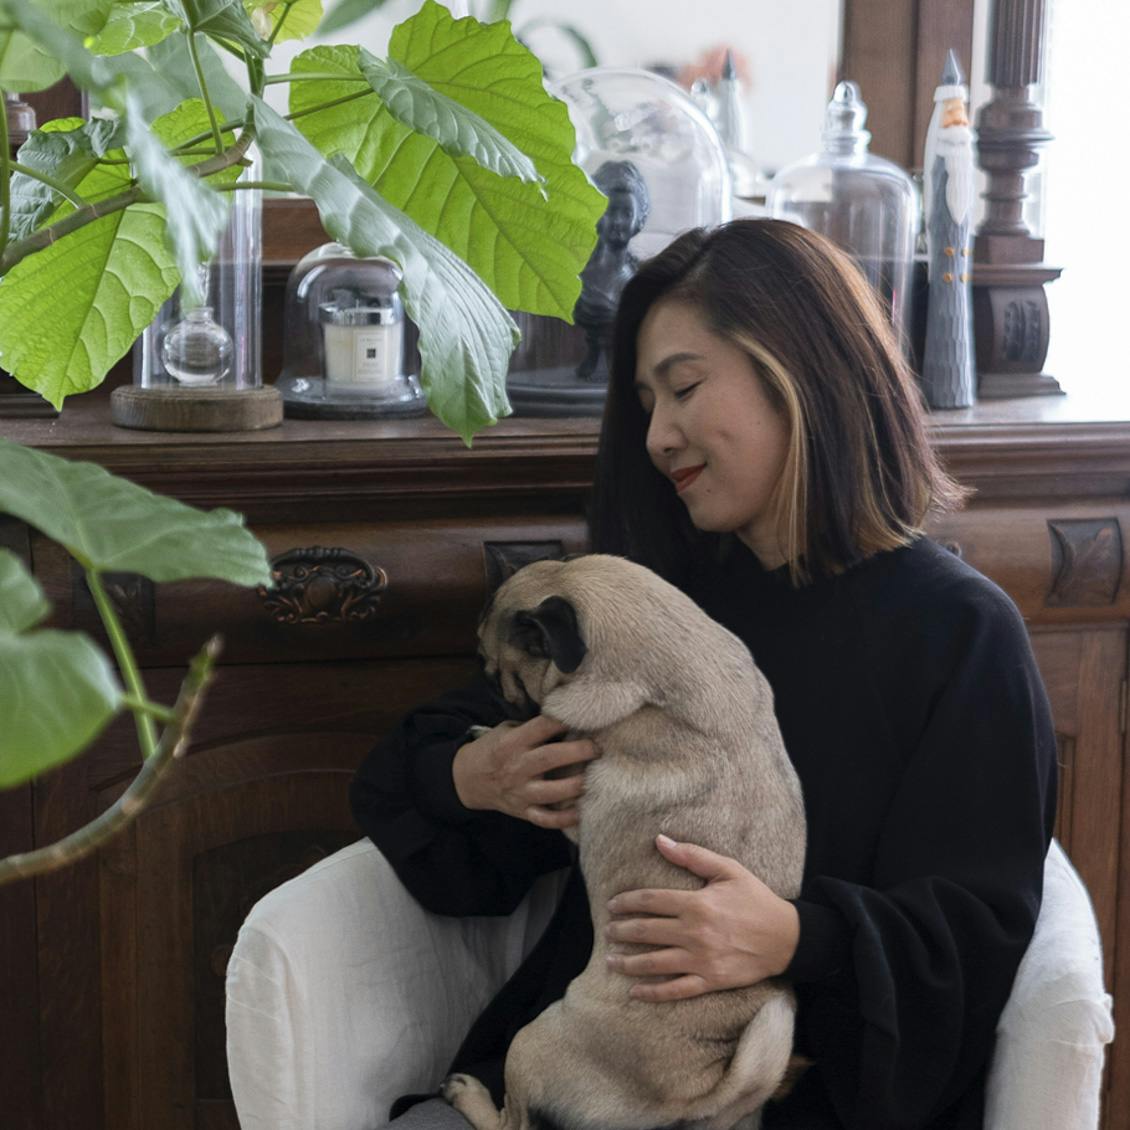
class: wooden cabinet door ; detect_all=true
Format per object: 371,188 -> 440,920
1028,627 -> 1125,1128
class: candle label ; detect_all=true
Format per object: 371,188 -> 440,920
353,330 -> 393,384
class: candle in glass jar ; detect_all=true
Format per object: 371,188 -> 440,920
320,299 -> 405,394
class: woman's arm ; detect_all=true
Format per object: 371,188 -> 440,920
350,674 -> 589,918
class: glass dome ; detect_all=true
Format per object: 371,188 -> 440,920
275,242 -> 425,419
507,67 -> 731,416
555,66 -> 732,259
766,81 -> 919,349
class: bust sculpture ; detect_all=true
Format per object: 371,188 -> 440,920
573,160 -> 650,381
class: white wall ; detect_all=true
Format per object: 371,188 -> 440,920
264,0 -> 843,175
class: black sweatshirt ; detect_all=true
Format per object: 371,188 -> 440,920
350,537 -> 1057,1130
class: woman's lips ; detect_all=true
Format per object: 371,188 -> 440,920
673,464 -> 706,494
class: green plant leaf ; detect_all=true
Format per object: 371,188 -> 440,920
54,0 -> 116,36
0,440 -> 273,585
253,97 -> 518,444
289,3 -> 604,321
85,1 -> 182,55
0,102 -> 238,407
123,89 -> 231,305
317,0 -> 385,36
0,633 -> 123,788
162,0 -> 268,57
8,117 -> 117,241
356,49 -> 542,189
244,0 -> 322,43
0,549 -> 50,635
0,549 -> 123,790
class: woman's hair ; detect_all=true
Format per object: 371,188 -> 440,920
589,218 -> 967,587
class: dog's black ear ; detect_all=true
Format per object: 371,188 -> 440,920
508,596 -> 586,673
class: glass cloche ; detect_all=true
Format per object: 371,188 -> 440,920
275,242 -> 426,420
507,66 -> 731,416
767,81 -> 919,349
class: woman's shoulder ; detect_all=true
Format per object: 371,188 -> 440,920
848,536 -> 1029,650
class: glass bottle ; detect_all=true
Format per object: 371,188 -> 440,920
767,81 -> 919,349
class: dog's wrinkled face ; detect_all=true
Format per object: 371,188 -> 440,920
478,561 -> 588,718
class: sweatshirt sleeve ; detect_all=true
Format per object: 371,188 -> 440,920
349,673 -> 573,918
783,582 -> 1057,1129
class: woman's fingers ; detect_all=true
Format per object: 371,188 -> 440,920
606,946 -> 692,977
606,914 -> 688,947
525,803 -> 581,829
607,887 -> 694,917
527,773 -> 586,806
531,738 -> 599,776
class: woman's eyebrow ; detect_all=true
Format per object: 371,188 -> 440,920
634,351 -> 706,390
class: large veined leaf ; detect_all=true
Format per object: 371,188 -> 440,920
357,49 -> 542,189
162,0 -> 268,56
86,1 -> 182,55
124,89 -> 230,306
0,103 -> 239,407
254,97 -> 518,443
0,440 -> 272,585
8,117 -> 117,241
244,0 -> 322,43
0,0 -> 114,90
0,549 -> 123,790
289,1 -> 604,320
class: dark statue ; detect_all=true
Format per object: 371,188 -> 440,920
574,160 -> 650,381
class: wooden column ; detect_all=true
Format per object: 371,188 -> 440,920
973,0 -> 1063,397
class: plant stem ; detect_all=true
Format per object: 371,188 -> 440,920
0,637 -> 222,888
8,160 -> 90,207
186,29 -> 224,154
263,72 -> 371,85
0,129 -> 254,276
85,569 -> 158,759
0,99 -> 10,256
267,0 -> 297,47
286,88 -> 371,122
119,695 -> 177,724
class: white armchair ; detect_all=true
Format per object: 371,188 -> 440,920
225,838 -> 1113,1130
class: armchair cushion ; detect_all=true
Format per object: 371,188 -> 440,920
226,839 -> 565,1130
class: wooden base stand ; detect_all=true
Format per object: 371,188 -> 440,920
111,386 -> 284,432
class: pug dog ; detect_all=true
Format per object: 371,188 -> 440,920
441,554 -> 806,1130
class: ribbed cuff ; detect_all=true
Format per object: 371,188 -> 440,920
785,898 -> 852,983
409,734 -> 478,826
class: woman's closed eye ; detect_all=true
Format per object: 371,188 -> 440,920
673,382 -> 701,401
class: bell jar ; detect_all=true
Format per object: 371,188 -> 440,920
275,242 -> 425,420
506,66 -> 731,417
767,81 -> 919,350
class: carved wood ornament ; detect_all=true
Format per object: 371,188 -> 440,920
257,547 -> 389,624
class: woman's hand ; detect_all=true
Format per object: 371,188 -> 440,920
452,714 -> 599,830
604,834 -> 800,1001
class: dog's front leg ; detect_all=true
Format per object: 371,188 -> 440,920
441,1075 -> 505,1130
542,678 -> 650,732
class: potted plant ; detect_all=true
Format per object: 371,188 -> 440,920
0,0 -> 605,874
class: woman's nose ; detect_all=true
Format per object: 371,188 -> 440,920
645,404 -> 682,461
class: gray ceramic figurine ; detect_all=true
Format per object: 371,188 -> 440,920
921,50 -> 976,408
574,160 -> 650,381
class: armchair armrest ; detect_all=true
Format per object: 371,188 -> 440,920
984,839 -> 1115,1130
226,839 -> 565,1130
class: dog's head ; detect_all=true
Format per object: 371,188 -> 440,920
478,559 -> 586,718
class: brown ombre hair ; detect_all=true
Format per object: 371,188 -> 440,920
589,219 -> 966,587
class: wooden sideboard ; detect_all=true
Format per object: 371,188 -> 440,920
2,390 -> 1128,1130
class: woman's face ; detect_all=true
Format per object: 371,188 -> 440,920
635,299 -> 791,566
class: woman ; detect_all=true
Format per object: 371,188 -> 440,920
350,219 -> 1057,1130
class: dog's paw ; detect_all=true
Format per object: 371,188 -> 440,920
440,1074 -> 477,1105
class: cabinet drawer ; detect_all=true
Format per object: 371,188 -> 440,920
35,514 -> 588,667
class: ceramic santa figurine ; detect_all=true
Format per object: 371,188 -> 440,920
921,50 -> 976,409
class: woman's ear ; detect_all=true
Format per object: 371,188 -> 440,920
508,596 -> 587,673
